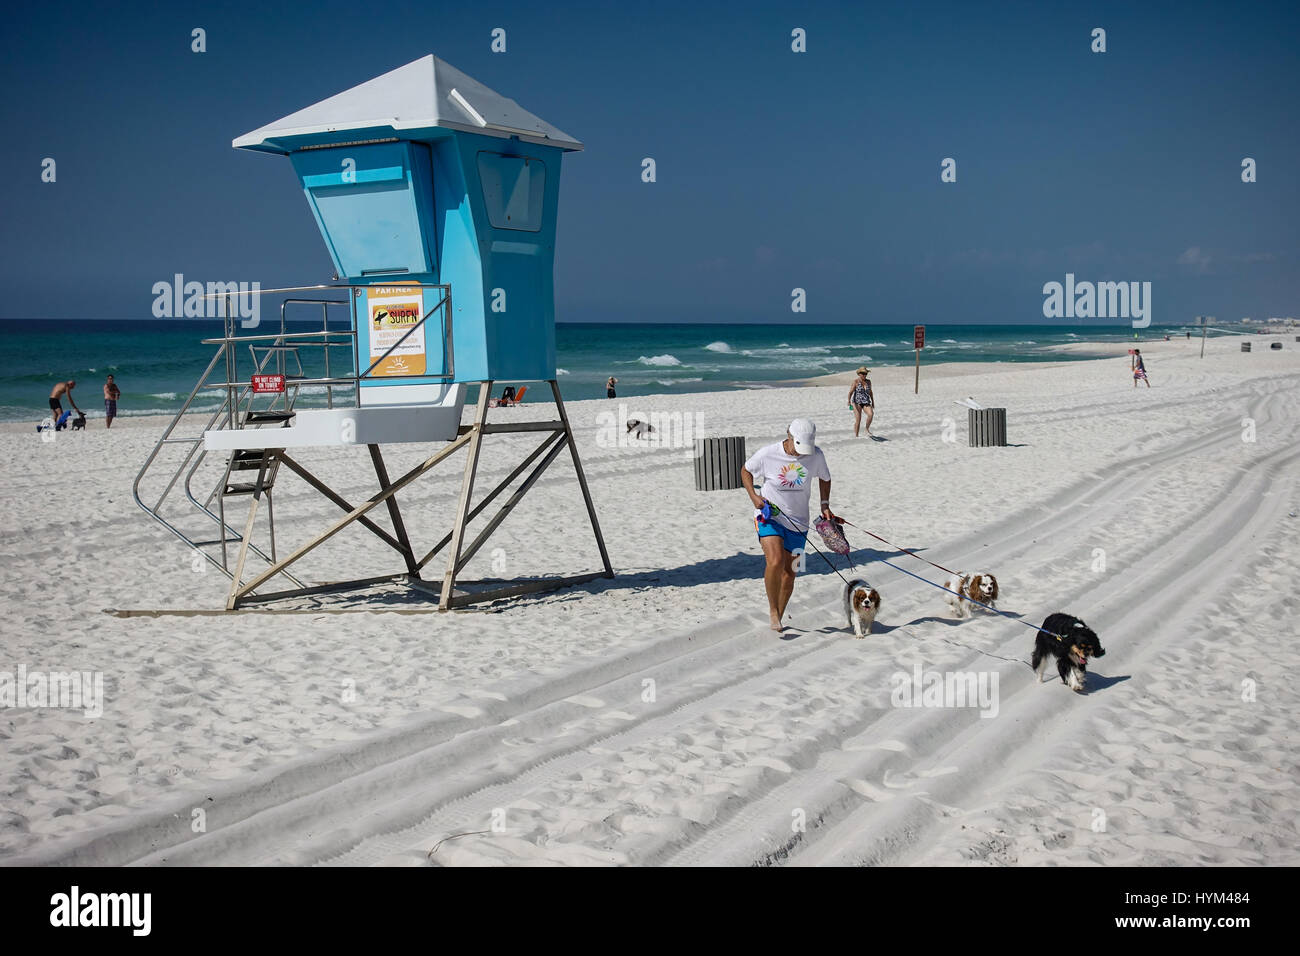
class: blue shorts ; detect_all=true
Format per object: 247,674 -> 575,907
755,516 -> 807,554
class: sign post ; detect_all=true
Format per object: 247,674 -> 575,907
913,325 -> 925,394
1198,315 -> 1212,359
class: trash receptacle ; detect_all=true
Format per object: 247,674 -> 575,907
694,437 -> 746,491
968,408 -> 1007,447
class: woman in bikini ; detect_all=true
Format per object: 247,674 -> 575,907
847,366 -> 875,437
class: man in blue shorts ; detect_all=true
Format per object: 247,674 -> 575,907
741,418 -> 833,632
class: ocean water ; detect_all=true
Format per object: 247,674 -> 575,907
0,318 -> 1208,422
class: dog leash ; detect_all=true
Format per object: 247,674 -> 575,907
877,554 -> 1072,645
768,504 -> 1072,647
788,513 -> 1036,668
759,503 -> 858,587
832,516 -> 1074,643
835,518 -> 961,578
874,558 -> 1038,668
764,510 -> 1013,662
804,538 -> 857,587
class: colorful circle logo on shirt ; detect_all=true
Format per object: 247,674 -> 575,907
777,463 -> 807,487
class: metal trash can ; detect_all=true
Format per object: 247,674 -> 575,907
1270,342 -> 1283,350
1241,342 -> 1252,352
694,437 -> 747,491
968,408 -> 1007,447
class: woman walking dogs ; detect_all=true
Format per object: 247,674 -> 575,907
741,419 -> 834,632
847,366 -> 874,437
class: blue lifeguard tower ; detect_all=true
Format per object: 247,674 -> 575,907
236,53 -> 579,393
134,55 -> 612,610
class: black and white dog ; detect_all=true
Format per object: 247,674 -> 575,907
1032,613 -> 1105,692
70,413 -> 87,431
843,579 -> 882,637
626,419 -> 655,439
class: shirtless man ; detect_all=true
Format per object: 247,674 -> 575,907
48,380 -> 83,425
103,374 -> 121,428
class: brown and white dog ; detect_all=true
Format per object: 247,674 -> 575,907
843,579 -> 882,637
943,571 -> 999,618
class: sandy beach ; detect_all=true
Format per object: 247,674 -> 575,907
1,334 -> 1297,866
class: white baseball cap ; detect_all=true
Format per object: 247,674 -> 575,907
788,418 -> 816,455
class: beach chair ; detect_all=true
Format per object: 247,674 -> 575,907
491,385 -> 528,407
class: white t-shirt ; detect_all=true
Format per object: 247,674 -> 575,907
744,441 -> 831,530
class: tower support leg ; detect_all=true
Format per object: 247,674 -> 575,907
550,379 -> 614,579
216,380 -> 612,611
370,444 -> 419,576
439,382 -> 493,609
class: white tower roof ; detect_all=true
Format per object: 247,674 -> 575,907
234,54 -> 582,153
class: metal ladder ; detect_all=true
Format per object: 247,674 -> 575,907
214,412 -> 294,569
133,298 -> 350,593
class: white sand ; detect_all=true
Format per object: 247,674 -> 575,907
1,335 -> 1297,866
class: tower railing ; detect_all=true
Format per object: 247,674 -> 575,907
133,282 -> 453,583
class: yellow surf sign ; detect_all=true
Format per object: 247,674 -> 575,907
367,285 -> 426,377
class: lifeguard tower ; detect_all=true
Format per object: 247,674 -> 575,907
134,55 -> 612,610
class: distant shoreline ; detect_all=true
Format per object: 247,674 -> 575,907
1,321 -> 1289,421
0,346 -> 1158,434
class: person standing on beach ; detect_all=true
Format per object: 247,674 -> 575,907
103,374 -> 121,428
1133,349 -> 1150,388
741,418 -> 834,632
846,366 -> 874,438
47,380 -> 82,423
606,376 -> 617,398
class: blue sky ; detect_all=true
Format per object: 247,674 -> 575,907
1,0 -> 1296,324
